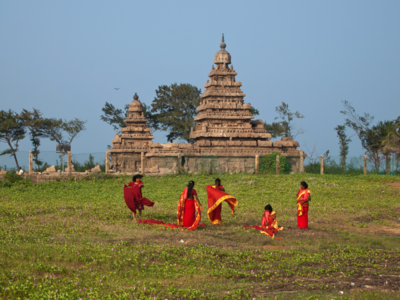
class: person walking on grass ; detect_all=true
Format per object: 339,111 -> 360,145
177,180 -> 204,230
123,174 -> 154,220
297,181 -> 311,229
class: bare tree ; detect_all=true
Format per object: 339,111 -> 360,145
0,110 -> 25,170
264,102 -> 305,139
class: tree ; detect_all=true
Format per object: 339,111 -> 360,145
151,83 -> 201,143
334,125 -> 351,171
100,102 -> 126,131
340,100 -> 381,172
0,110 -> 25,170
20,108 -> 50,167
43,118 -> 86,145
249,106 -> 259,117
379,118 -> 400,156
101,102 -> 159,132
62,118 -> 87,144
369,120 -> 399,174
340,100 -> 374,148
264,102 -> 304,138
263,122 -> 286,139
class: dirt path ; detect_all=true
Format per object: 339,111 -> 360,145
385,182 -> 400,191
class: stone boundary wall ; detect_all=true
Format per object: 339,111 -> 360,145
143,155 -> 301,175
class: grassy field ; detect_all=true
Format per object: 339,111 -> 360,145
1,173 -> 400,299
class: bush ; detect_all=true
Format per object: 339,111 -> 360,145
259,152 -> 292,174
3,172 -> 23,183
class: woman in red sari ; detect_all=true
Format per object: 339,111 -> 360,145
123,174 -> 154,220
207,179 -> 238,225
260,204 -> 283,239
297,181 -> 311,229
177,181 -> 204,230
208,178 -> 225,223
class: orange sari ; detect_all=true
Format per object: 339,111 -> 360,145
207,185 -> 238,225
177,188 -> 201,230
260,211 -> 283,239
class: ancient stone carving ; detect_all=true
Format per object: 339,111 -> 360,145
148,165 -> 159,173
258,140 -> 272,147
86,165 -> 101,173
65,164 -> 75,173
45,165 -> 56,173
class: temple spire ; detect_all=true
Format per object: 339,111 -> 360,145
220,33 -> 226,50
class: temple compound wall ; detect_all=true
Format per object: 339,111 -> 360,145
109,36 -> 304,175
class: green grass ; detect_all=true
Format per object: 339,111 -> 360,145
1,173 -> 400,299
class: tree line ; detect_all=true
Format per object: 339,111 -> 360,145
335,101 -> 400,173
0,109 -> 86,170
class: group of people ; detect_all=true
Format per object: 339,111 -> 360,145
123,175 -> 311,237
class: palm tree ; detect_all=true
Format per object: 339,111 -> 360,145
368,120 -> 400,174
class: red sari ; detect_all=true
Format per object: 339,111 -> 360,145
123,181 -> 154,213
297,188 -> 311,229
177,188 -> 201,230
207,185 -> 238,225
260,211 -> 283,239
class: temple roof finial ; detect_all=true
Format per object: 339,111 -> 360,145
133,93 -> 139,101
220,33 -> 226,50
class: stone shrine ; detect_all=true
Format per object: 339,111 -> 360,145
109,36 -> 303,174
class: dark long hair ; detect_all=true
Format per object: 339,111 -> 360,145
215,178 -> 221,186
187,180 -> 195,199
300,181 -> 308,189
264,204 -> 273,212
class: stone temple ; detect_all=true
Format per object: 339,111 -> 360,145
109,36 -> 303,174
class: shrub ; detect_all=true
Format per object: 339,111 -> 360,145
259,152 -> 292,174
3,172 -> 23,183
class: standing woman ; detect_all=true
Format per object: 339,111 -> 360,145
177,181 -> 204,230
297,181 -> 311,229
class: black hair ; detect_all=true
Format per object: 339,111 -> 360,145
187,180 -> 195,199
264,204 -> 273,212
132,174 -> 143,182
215,178 -> 221,185
300,181 -> 308,189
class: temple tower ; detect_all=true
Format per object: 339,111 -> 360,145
111,93 -> 154,149
110,93 -> 154,172
190,34 -> 271,146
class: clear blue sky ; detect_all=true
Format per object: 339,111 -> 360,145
1,1 -> 399,158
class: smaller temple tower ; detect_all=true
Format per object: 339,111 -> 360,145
110,93 -> 154,172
